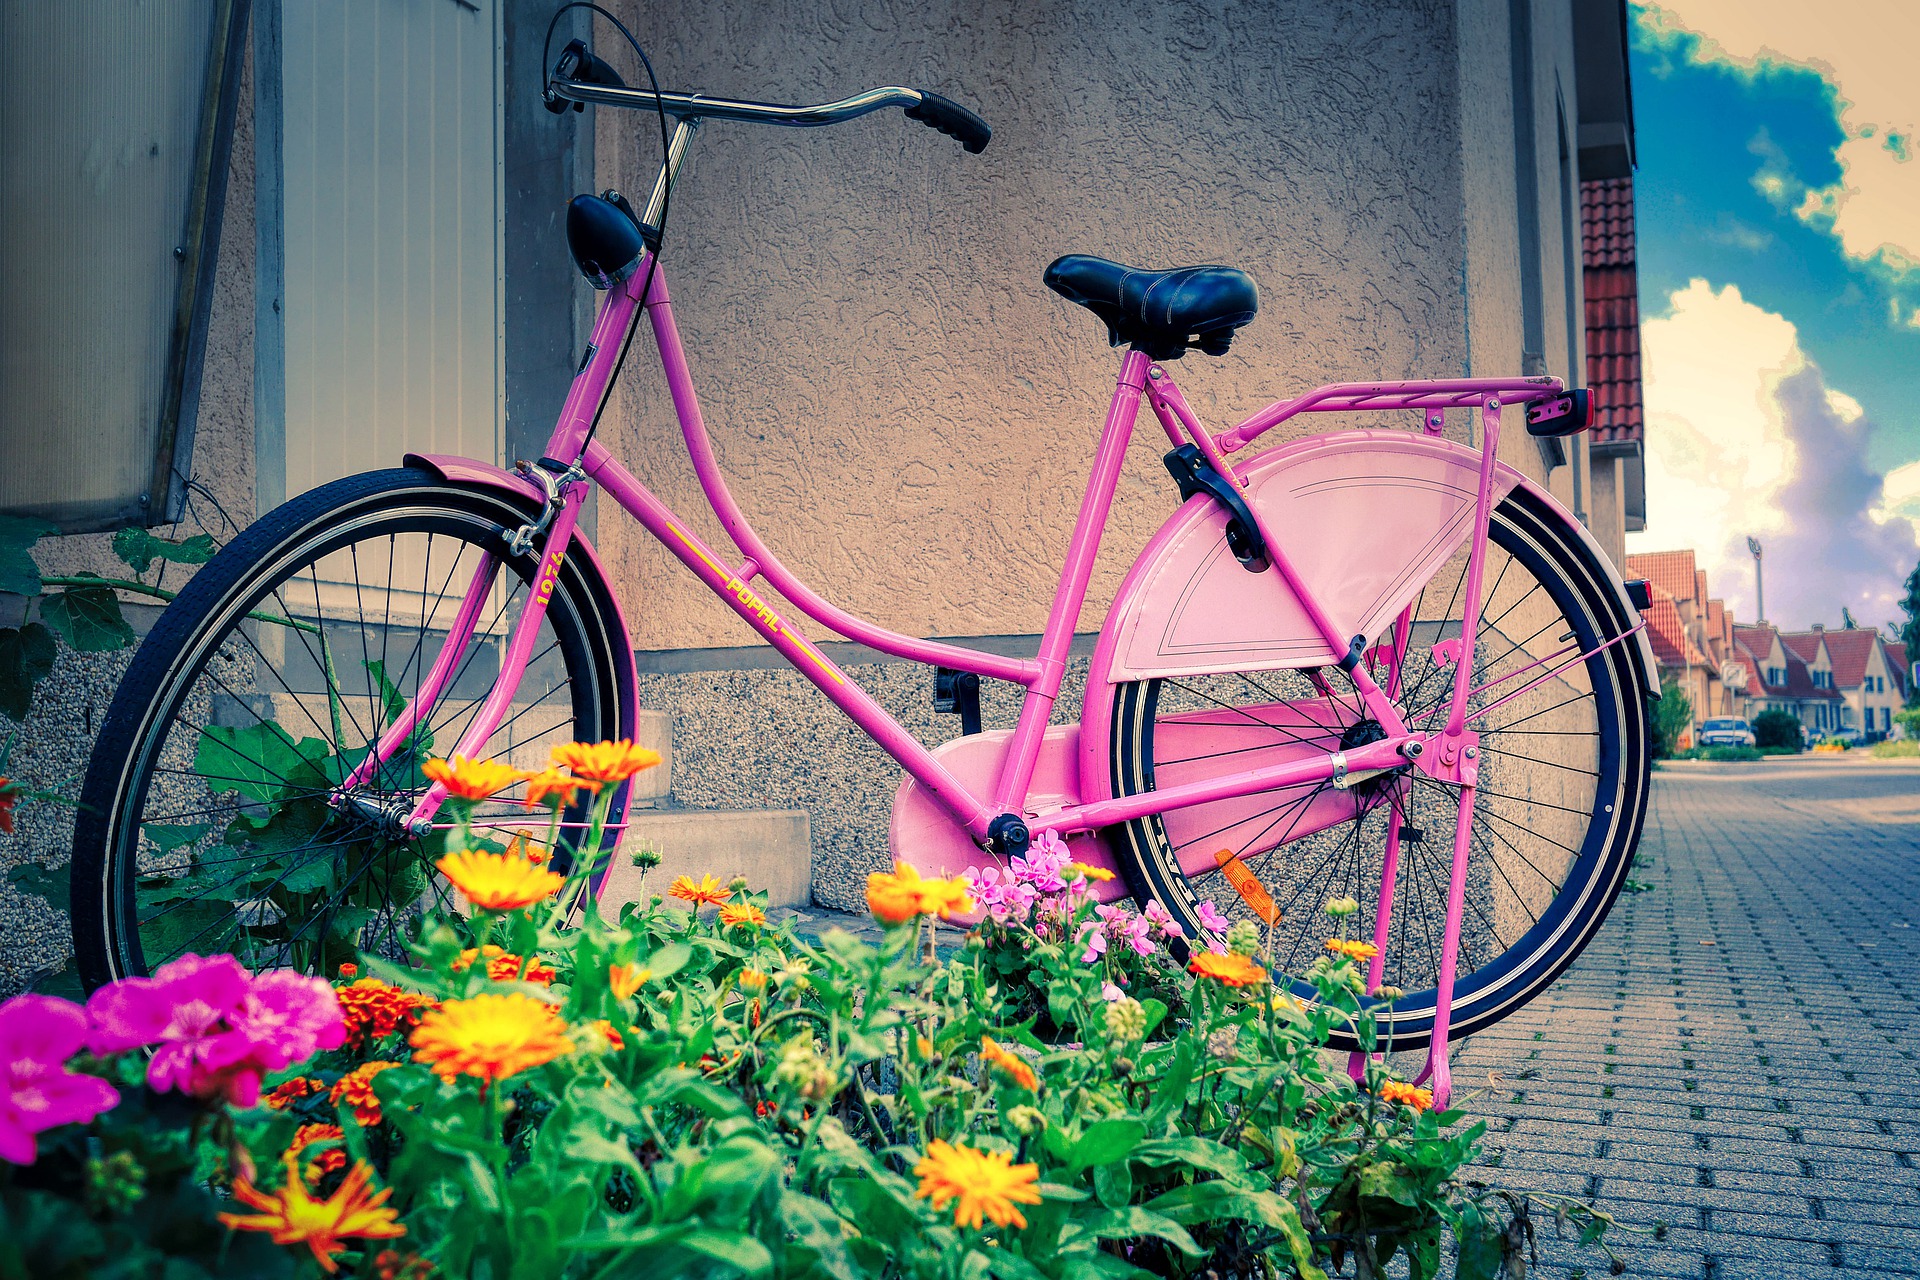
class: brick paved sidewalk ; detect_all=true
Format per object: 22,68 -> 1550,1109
1452,758 -> 1920,1278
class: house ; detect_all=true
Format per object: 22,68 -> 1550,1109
1783,626 -> 1907,740
2,0 -> 1643,924
1731,622 -> 1844,736
1625,549 -> 1723,735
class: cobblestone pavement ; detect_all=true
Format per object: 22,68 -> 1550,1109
1452,757 -> 1920,1278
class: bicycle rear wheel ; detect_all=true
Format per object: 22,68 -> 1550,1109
1107,488 -> 1650,1049
70,468 -> 633,988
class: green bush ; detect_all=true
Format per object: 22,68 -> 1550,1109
1752,709 -> 1803,751
1870,738 -> 1920,758
1651,680 -> 1692,758
1692,745 -> 1761,762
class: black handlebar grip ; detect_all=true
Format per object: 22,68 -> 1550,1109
904,91 -> 991,154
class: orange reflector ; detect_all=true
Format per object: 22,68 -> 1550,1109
1214,849 -> 1280,926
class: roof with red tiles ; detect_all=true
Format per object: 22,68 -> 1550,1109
1733,622 -> 1841,701
1778,630 -> 1826,666
1625,550 -> 1700,610
1643,586 -> 1706,669
1707,599 -> 1728,649
1806,628 -> 1881,689
1582,177 -> 1642,450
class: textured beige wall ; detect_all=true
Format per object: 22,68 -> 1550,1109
594,0 -> 1493,653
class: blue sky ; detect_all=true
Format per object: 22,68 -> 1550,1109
1624,2 -> 1920,629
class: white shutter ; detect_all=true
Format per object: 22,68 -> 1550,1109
273,0 -> 503,505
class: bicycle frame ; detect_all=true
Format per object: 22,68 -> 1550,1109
348,251 -> 1602,1102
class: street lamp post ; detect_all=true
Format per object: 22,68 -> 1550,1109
1746,537 -> 1765,624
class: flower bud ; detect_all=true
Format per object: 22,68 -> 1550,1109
738,968 -> 769,994
1226,920 -> 1262,956
1206,1026 -> 1240,1061
1112,1056 -> 1136,1077
1103,996 -> 1148,1044
728,876 -> 750,893
632,845 -> 663,869
1324,896 -> 1360,918
1007,1105 -> 1048,1136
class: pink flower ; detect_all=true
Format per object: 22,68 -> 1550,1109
1075,922 -> 1107,964
85,955 -> 346,1107
1196,900 -> 1230,933
1143,900 -> 1182,939
0,995 -> 120,1165
1101,982 -> 1125,1002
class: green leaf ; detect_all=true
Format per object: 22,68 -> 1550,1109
40,585 -> 136,652
1069,1119 -> 1145,1173
1143,1038 -> 1196,1133
195,722 -> 332,804
0,515 -> 53,597
679,1229 -> 775,1276
143,822 -> 213,853
1131,1136 -> 1247,1180
1063,1206 -> 1203,1257
112,527 -> 216,574
6,861 -> 62,910
0,623 -> 57,721
363,658 -> 407,728
1357,1161 -> 1420,1206
1092,1159 -> 1132,1209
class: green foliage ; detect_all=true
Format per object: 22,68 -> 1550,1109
111,528 -> 217,575
0,624 -> 57,723
1752,709 -> 1803,751
0,516 -> 56,597
1870,738 -> 1920,758
39,578 -> 138,653
1672,745 -> 1761,763
1651,679 -> 1692,758
1898,560 -> 1920,702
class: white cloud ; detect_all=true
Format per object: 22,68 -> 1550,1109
1626,279 -> 1920,626
1638,2 -> 1920,275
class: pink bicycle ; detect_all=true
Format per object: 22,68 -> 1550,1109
73,26 -> 1653,1099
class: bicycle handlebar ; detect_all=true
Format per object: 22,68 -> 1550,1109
546,75 -> 992,153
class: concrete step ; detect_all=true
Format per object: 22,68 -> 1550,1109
599,806 -> 812,912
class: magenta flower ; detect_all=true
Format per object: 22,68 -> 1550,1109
1075,921 -> 1107,964
0,994 -> 120,1165
85,955 -> 346,1108
1196,900 -> 1230,933
1143,900 -> 1182,939
1101,982 -> 1125,1002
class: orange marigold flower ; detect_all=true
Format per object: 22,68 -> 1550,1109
337,963 -> 358,979
374,1250 -> 437,1280
913,1140 -> 1043,1231
719,902 -> 767,928
409,993 -> 574,1085
1187,951 -> 1270,987
335,979 -> 435,1050
265,1077 -> 325,1111
520,768 -> 602,810
329,1061 -> 402,1127
1067,862 -> 1116,882
979,1037 -> 1038,1092
288,1123 -> 348,1180
422,754 -> 527,801
1378,1079 -> 1433,1113
549,739 -> 662,783
1325,938 -> 1381,962
607,962 -> 651,1000
668,873 -> 731,908
219,1155 -> 406,1273
586,1019 -> 625,1052
866,863 -> 975,925
437,849 -> 565,911
452,945 -> 558,986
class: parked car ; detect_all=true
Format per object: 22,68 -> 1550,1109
1698,717 -> 1757,748
1823,725 -> 1863,747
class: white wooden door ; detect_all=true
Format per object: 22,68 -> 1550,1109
278,0 -> 503,503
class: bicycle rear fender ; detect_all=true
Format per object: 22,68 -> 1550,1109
402,449 -> 640,755
1078,430 -> 1658,800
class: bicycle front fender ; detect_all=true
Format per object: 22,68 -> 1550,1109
1078,430 -> 1658,800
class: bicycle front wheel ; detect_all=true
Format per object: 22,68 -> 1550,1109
71,468 -> 634,988
1107,488 -> 1651,1049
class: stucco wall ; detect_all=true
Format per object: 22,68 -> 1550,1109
592,0 -> 1480,654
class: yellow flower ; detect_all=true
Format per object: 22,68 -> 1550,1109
520,767 -> 602,810
1067,862 -> 1116,882
549,739 -> 662,783
219,1155 -> 406,1274
329,1061 -> 401,1126
409,993 -> 575,1084
913,1140 -> 1043,1231
1187,951 -> 1269,987
436,849 -> 565,911
738,968 -> 770,993
865,863 -> 975,925
1325,938 -> 1381,962
452,945 -> 558,986
585,1019 -> 625,1052
668,873 -> 732,909
979,1037 -> 1038,1091
719,902 -> 767,929
1378,1079 -> 1433,1113
422,755 -> 527,801
607,962 -> 651,1000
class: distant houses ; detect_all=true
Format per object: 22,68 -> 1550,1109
1623,549 -> 1909,745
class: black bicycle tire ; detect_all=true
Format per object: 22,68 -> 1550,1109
70,467 -> 634,991
1107,487 -> 1652,1050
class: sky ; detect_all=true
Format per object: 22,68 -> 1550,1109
1623,1 -> 1920,632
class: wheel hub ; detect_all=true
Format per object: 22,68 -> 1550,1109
1337,718 -> 1403,800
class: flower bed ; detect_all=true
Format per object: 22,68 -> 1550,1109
0,744 -> 1631,1278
